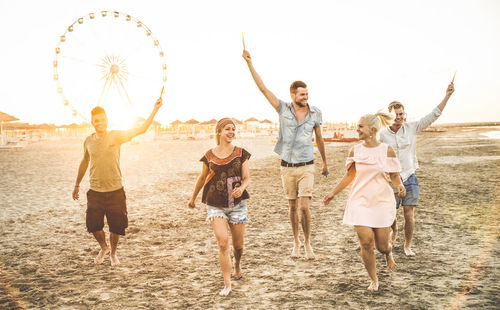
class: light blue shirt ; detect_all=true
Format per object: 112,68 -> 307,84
274,100 -> 323,163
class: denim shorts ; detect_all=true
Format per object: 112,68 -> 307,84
206,200 -> 248,224
393,173 -> 420,208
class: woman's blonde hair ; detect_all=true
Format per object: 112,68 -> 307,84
361,110 -> 394,134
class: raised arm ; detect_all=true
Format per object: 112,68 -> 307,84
415,82 -> 455,133
314,126 -> 328,176
72,156 -> 89,200
188,162 -> 210,209
126,97 -> 163,140
242,49 -> 280,110
437,82 -> 455,112
323,148 -> 355,205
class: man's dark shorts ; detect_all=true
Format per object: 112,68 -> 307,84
392,173 -> 420,209
86,188 -> 128,235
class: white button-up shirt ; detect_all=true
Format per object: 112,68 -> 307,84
379,107 -> 442,181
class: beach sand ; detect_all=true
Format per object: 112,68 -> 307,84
0,127 -> 499,309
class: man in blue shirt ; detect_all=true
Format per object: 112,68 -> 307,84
243,49 -> 328,259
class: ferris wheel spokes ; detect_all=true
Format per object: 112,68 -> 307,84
97,74 -> 113,107
112,74 -> 136,112
96,65 -> 135,116
123,41 -> 148,64
70,79 -> 103,107
60,55 -> 97,67
126,71 -> 157,84
87,18 -> 113,56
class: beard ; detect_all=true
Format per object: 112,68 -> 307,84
94,125 -> 107,133
295,100 -> 307,108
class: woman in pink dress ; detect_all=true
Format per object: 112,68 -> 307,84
324,112 -> 406,291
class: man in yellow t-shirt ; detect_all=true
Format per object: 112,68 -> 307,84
72,98 -> 162,266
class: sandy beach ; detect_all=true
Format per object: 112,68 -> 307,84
0,127 -> 499,309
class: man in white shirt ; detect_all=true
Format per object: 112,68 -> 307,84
380,82 -> 455,256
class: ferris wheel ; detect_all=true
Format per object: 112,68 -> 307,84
53,11 -> 167,128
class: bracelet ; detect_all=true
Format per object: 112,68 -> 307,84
74,185 -> 80,187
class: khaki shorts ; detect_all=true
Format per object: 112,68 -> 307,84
280,164 -> 315,200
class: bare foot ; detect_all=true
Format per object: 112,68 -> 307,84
385,252 -> 397,272
404,247 -> 416,257
367,280 -> 379,291
110,253 -> 120,266
304,244 -> 315,260
291,244 -> 300,258
233,259 -> 242,280
94,247 -> 109,264
219,286 -> 231,296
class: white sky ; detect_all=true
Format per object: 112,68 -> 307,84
0,0 -> 499,125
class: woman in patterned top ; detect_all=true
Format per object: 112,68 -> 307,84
188,118 -> 251,296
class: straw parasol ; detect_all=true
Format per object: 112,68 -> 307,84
185,119 -> 200,125
0,112 -> 19,122
170,120 -> 183,127
135,117 -> 162,128
200,119 -> 217,125
0,111 -> 20,145
245,117 -> 260,123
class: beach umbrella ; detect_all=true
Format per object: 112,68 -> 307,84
66,123 -> 80,129
0,111 -> 20,145
185,119 -> 200,125
31,123 -> 57,130
0,112 -> 19,122
200,119 -> 217,125
5,122 -> 31,130
170,120 -> 183,127
245,117 -> 260,122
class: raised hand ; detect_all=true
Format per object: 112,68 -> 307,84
446,83 -> 455,97
242,49 -> 252,63
154,97 -> 163,111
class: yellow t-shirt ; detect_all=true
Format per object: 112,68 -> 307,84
83,131 -> 132,192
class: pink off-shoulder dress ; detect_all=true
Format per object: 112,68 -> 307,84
342,143 -> 401,228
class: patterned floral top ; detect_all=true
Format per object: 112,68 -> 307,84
200,147 -> 251,208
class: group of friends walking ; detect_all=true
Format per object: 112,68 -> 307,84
72,47 -> 455,296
